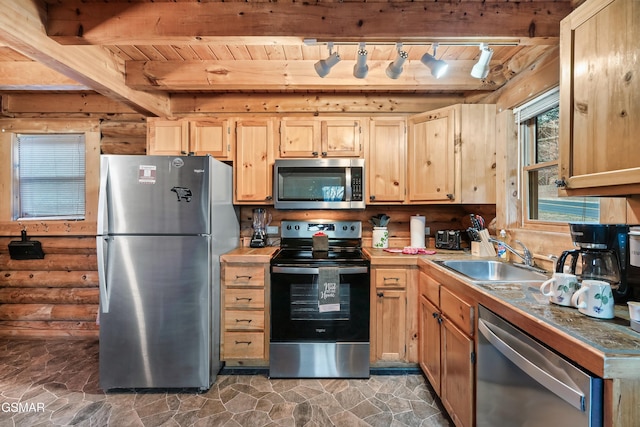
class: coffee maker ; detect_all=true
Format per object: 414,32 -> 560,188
556,223 -> 640,302
250,208 -> 271,248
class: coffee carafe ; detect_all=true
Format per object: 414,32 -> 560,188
556,223 -> 639,302
250,208 -> 271,248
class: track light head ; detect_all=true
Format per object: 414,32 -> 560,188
420,53 -> 449,79
385,50 -> 409,79
314,51 -> 341,78
471,43 -> 494,79
353,46 -> 369,79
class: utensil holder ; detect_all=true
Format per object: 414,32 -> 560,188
372,227 -> 389,249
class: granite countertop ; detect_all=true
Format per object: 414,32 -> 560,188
414,253 -> 640,379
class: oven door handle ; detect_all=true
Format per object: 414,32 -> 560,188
478,318 -> 585,412
272,266 -> 368,275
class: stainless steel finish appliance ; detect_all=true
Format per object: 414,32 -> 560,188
477,305 -> 603,427
273,158 -> 365,210
97,155 -> 239,390
557,223 -> 640,302
270,220 -> 370,378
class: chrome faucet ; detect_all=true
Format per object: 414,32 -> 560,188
489,238 -> 535,267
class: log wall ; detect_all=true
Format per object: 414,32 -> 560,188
0,236 -> 98,338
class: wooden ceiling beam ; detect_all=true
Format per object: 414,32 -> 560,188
0,62 -> 90,91
47,1 -> 573,45
126,59 -> 503,91
0,0 -> 170,117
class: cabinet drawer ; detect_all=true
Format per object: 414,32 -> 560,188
224,310 -> 264,331
419,272 -> 440,305
225,288 -> 264,309
375,268 -> 407,288
440,287 -> 474,337
224,332 -> 264,359
223,265 -> 265,287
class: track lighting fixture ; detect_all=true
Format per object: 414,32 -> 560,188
385,44 -> 409,79
420,43 -> 448,79
471,43 -> 494,79
353,43 -> 369,79
314,42 -> 341,78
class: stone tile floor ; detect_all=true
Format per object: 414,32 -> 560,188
0,339 -> 453,426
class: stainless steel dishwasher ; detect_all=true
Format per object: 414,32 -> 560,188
477,305 -> 603,427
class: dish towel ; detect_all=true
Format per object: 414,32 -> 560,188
318,267 -> 340,313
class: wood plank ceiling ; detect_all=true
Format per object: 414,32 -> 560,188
0,0 -> 576,116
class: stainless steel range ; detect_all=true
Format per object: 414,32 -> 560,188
270,220 -> 370,378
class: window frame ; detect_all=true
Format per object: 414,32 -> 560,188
0,119 -> 100,236
515,88 -> 599,232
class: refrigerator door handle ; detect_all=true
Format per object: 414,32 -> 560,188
96,236 -> 110,313
97,157 -> 109,235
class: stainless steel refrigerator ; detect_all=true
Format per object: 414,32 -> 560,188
97,155 -> 239,390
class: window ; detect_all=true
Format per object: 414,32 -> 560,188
516,89 -> 599,224
13,134 -> 86,220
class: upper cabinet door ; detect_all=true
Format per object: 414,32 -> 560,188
190,119 -> 234,160
147,119 -> 189,155
321,119 -> 363,157
367,118 -> 406,203
235,119 -> 275,204
277,118 -> 363,158
279,119 -> 321,157
559,0 -> 640,196
408,108 -> 456,202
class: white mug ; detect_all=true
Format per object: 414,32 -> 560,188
540,273 -> 580,306
571,280 -> 615,319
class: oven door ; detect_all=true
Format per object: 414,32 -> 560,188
270,265 -> 369,342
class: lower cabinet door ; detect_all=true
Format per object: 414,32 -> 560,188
441,318 -> 474,427
375,289 -> 406,361
419,295 -> 442,395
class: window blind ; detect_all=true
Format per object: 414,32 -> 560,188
15,134 -> 86,220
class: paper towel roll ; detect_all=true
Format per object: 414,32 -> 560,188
410,215 -> 426,248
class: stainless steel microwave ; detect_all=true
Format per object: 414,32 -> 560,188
273,158 -> 365,209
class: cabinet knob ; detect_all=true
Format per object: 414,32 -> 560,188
370,195 -> 376,201
312,151 -> 319,156
321,152 -> 327,157
377,291 -> 384,297
265,195 -> 273,201
446,193 -> 455,200
555,179 -> 567,188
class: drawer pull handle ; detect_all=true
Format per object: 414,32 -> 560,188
235,340 -> 252,345
383,277 -> 400,283
236,297 -> 253,302
236,319 -> 253,323
235,275 -> 252,280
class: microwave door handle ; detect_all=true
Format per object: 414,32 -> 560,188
345,167 -> 352,201
478,318 -> 586,412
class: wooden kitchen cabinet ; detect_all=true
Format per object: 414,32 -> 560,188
367,117 -> 407,204
408,104 -> 496,204
221,263 -> 269,363
372,267 -> 407,362
558,0 -> 640,196
147,117 -> 234,160
234,118 -> 276,204
278,117 -> 363,158
418,271 -> 475,427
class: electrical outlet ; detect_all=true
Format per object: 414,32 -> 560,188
425,227 -> 431,236
267,225 -> 279,235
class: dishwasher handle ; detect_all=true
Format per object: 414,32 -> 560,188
478,317 -> 585,411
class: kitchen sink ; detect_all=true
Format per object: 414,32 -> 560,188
435,260 -> 548,283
